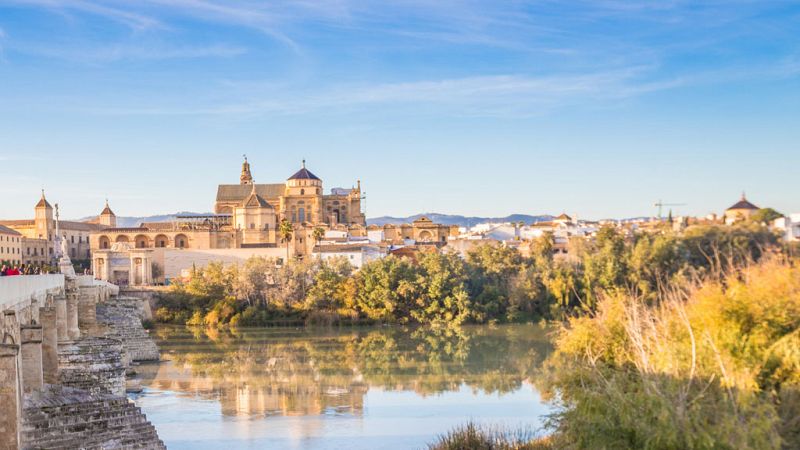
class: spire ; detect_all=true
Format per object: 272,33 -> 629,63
741,191 -> 747,201
101,198 -> 115,216
240,154 -> 253,185
35,189 -> 52,209
302,159 -> 306,169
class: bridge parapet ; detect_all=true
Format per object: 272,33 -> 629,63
0,274 -> 66,312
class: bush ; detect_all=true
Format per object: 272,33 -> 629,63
428,422 -> 551,450
543,259 -> 800,449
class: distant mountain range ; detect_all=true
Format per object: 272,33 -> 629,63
78,212 -> 213,228
367,213 -> 554,227
79,212 -> 555,228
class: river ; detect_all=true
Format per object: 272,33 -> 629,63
131,324 -> 556,449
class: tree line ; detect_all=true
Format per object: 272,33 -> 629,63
155,223 -> 782,328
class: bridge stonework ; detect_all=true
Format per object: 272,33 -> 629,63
1,274 -> 164,449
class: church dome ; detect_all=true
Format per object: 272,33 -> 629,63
727,193 -> 758,211
288,160 -> 321,181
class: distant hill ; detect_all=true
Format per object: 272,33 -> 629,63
367,213 -> 554,228
78,212 -> 554,229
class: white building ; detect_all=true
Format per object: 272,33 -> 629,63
774,214 -> 800,242
312,243 -> 387,269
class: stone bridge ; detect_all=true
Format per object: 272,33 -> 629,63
0,274 -> 164,449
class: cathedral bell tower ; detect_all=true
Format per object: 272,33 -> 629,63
240,155 -> 253,185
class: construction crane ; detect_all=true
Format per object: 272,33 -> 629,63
654,200 -> 686,219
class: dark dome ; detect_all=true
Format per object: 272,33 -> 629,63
288,161 -> 321,181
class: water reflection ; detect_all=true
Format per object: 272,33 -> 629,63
138,325 -> 552,419
134,324 -> 554,449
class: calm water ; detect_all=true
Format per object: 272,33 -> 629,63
131,324 -> 555,450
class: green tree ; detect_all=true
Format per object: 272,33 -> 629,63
306,257 -> 352,311
312,227 -> 325,259
751,207 -> 783,225
580,225 -> 627,309
351,256 -> 419,323
411,252 -> 473,326
279,219 -> 294,263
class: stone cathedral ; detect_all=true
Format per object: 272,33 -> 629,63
215,157 -> 365,229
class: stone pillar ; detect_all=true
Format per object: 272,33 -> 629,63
2,310 -> 19,347
55,295 -> 68,342
130,257 -> 137,286
143,256 -> 152,285
19,325 -> 43,393
39,306 -> 58,384
66,291 -> 80,340
0,344 -> 20,450
78,287 -> 98,332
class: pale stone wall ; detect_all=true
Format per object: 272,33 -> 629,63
161,247 -> 287,280
0,274 -> 65,312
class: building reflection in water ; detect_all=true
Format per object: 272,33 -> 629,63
136,324 -> 552,420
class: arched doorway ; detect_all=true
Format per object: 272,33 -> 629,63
115,235 -> 129,243
98,236 -> 111,249
134,234 -> 150,248
174,234 -> 189,249
154,234 -> 169,248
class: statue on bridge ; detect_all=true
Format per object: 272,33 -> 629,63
58,234 -> 76,278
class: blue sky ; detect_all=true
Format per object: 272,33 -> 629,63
0,1 -> 798,220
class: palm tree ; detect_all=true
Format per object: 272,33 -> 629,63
312,227 -> 325,260
279,219 -> 294,263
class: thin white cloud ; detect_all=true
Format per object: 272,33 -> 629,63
73,66 -> 684,118
5,0 -> 161,30
15,42 -> 247,63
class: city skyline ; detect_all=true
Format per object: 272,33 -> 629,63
1,1 -> 799,219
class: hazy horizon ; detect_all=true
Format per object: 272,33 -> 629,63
1,1 -> 798,220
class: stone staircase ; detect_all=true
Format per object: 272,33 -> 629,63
21,385 -> 165,450
96,297 -> 160,362
58,337 -> 126,397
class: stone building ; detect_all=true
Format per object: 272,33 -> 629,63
366,217 -> 459,245
88,158 -> 456,285
0,224 -> 23,265
0,191 -> 110,265
215,157 -> 366,227
724,193 -> 759,224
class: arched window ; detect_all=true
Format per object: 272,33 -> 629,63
298,207 -> 306,223
301,189 -> 305,195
